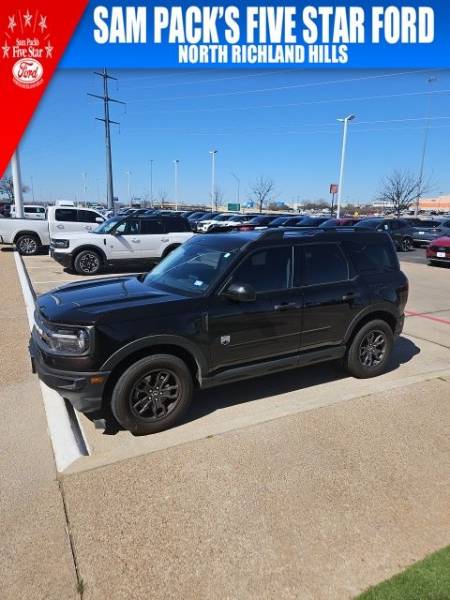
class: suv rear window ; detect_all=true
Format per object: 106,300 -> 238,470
55,208 -> 77,222
297,243 -> 349,286
163,218 -> 190,232
342,240 -> 398,274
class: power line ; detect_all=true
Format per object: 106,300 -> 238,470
126,69 -> 441,104
88,68 -> 125,210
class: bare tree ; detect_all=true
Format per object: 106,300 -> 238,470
212,187 -> 223,211
377,170 -> 428,217
0,176 -> 29,203
156,189 -> 169,208
251,177 -> 275,213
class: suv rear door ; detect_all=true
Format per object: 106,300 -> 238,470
294,242 -> 361,348
207,245 -> 301,371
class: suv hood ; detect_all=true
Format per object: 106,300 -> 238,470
36,275 -> 197,325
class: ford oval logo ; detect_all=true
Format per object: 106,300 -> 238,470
12,59 -> 44,87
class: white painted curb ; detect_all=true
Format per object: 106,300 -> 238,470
14,251 -> 90,472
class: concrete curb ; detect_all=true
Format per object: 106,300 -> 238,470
13,250 -> 90,472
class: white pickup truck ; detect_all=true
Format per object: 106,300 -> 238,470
0,206 -> 105,255
50,214 -> 194,275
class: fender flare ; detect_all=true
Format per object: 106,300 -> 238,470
13,230 -> 43,245
72,245 -> 108,264
343,303 -> 398,343
100,334 -> 208,379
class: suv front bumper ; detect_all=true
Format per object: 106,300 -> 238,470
49,247 -> 73,269
29,337 -> 110,413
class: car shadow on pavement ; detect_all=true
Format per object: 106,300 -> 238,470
91,336 -> 420,435
186,336 -> 421,425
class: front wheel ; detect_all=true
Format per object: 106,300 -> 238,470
111,354 -> 193,435
16,234 -> 39,255
73,249 -> 102,275
344,320 -> 394,379
400,237 -> 413,252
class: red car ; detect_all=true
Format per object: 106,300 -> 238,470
426,236 -> 450,266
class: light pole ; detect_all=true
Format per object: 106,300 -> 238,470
231,172 -> 240,209
81,172 -> 87,205
149,159 -> 154,207
336,114 -> 355,219
11,150 -> 24,219
125,170 -> 132,207
210,149 -> 218,211
173,160 -> 180,210
415,76 -> 438,216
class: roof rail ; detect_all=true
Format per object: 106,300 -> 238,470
258,226 -> 363,240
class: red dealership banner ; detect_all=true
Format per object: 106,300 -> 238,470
0,0 -> 88,176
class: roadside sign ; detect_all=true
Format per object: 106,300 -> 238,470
228,203 -> 240,212
330,184 -> 339,194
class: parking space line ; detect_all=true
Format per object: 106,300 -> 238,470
405,310 -> 450,326
13,251 -> 90,471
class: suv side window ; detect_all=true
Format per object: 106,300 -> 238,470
77,209 -> 99,223
296,243 -> 349,286
55,208 -> 77,222
231,246 -> 292,293
164,218 -> 190,232
342,240 -> 398,274
140,220 -> 164,234
115,219 -> 140,235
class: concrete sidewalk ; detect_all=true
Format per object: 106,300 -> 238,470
0,249 -> 78,600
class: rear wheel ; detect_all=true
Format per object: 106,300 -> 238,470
73,249 -> 102,275
344,320 -> 394,379
111,354 -> 193,435
16,234 -> 39,256
400,237 -> 413,252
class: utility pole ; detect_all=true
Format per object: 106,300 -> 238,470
149,159 -> 154,207
11,150 -> 24,218
88,69 -> 124,213
336,114 -> 356,219
210,149 -> 218,211
125,170 -> 132,207
173,160 -> 180,210
415,76 -> 438,216
231,172 -> 240,207
81,172 -> 87,205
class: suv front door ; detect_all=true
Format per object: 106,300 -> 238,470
294,243 -> 360,348
207,245 -> 301,371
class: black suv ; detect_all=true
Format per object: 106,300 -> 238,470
355,218 -> 414,251
30,228 -> 408,434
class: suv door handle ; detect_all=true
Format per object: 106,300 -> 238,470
274,302 -> 300,312
342,292 -> 356,301
56,224 -> 64,229
131,238 -> 141,243
161,237 -> 169,242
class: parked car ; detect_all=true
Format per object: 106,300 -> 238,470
267,215 -> 295,228
210,214 -> 260,231
10,204 -> 47,220
196,213 -> 240,232
31,227 -> 408,434
0,206 -> 105,255
50,215 -> 193,275
188,212 -> 219,231
320,218 -> 361,228
294,216 -> 331,227
237,215 -> 280,230
426,236 -> 450,266
355,218 -> 414,251
411,218 -> 450,246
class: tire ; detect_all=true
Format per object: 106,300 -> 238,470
400,237 -> 413,252
73,249 -> 102,275
111,354 -> 193,435
344,320 -> 394,379
161,244 -> 180,259
16,234 -> 39,256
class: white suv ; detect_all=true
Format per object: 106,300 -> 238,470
50,215 -> 193,275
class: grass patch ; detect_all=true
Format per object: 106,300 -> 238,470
356,546 -> 450,600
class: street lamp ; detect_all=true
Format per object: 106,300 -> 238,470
231,172 -> 240,208
336,114 -> 355,219
149,160 -> 154,207
210,149 -> 218,211
125,170 -> 132,207
415,76 -> 438,216
173,160 -> 180,210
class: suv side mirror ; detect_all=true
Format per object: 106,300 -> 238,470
223,282 -> 256,303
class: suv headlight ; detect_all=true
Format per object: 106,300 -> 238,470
34,314 -> 92,355
51,239 -> 70,249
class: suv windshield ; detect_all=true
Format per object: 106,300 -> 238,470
93,217 -> 124,233
144,239 -> 240,295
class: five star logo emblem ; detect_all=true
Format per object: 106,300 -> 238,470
38,15 -> 47,33
23,10 -> 32,27
44,41 -> 53,58
8,15 -> 16,32
2,41 -> 10,58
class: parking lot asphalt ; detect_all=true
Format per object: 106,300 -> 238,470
3,243 -> 450,599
